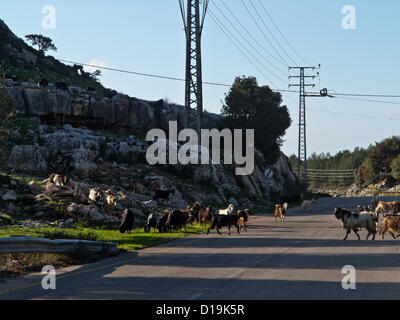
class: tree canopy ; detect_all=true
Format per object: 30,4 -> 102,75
289,136 -> 400,187
25,34 -> 57,54
221,76 -> 291,164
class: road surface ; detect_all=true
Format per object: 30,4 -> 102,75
1,196 -> 400,300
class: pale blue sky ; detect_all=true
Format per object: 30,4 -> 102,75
1,0 -> 399,157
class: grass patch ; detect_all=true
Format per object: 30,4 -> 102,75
0,224 -> 209,251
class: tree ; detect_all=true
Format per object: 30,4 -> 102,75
0,86 -> 15,166
221,76 -> 291,164
391,155 -> 400,180
25,34 -> 57,54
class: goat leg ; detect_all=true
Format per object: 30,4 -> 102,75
353,229 -> 361,240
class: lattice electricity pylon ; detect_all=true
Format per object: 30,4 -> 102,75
179,0 -> 209,136
289,66 -> 320,184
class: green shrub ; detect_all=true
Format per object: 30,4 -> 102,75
391,155 -> 400,181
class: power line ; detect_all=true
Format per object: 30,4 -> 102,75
240,0 -> 289,66
215,0 -> 288,77
256,0 -> 311,67
208,4 -> 287,82
207,11 -> 280,89
247,0 -> 299,66
332,92 -> 400,98
308,107 -> 400,121
59,59 -> 400,110
335,96 -> 400,105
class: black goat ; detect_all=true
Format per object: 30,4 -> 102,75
38,78 -> 49,87
207,213 -> 240,236
165,210 -> 192,232
157,213 -> 170,233
119,209 -> 135,234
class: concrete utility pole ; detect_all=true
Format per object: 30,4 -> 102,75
179,0 -> 209,137
289,65 -> 320,185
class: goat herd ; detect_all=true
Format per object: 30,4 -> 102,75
335,199 -> 400,241
118,202 -> 251,236
118,197 -> 400,242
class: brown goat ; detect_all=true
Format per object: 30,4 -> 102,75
375,200 -> 399,217
199,206 -> 214,226
237,210 -> 249,232
380,215 -> 400,240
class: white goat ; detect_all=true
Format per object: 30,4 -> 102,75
219,204 -> 235,215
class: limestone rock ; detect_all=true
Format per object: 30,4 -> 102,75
8,145 -> 48,172
2,190 -> 17,201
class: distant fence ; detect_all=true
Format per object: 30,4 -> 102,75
0,237 -> 118,254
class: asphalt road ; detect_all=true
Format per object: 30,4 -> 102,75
2,196 -> 400,300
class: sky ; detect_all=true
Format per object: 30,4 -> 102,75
1,0 -> 399,157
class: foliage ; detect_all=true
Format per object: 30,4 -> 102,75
221,76 -> 291,164
289,136 -> 400,187
391,155 -> 400,180
25,34 -> 57,54
0,86 -> 16,166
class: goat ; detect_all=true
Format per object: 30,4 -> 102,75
119,209 -> 135,234
145,213 -> 160,233
38,78 -> 49,87
187,202 -> 203,224
380,215 -> 400,240
207,213 -> 240,236
237,210 -> 249,232
165,209 -> 192,232
47,174 -> 71,187
199,206 -> 214,226
89,188 -> 103,204
153,189 -> 175,202
219,204 -> 235,215
334,208 -> 377,241
274,203 -> 288,222
157,213 -> 170,233
375,200 -> 399,217
104,190 -> 117,207
301,199 -> 316,213
244,209 -> 252,217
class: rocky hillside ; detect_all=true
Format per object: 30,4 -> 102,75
0,19 -> 299,227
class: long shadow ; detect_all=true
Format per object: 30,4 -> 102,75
3,249 -> 400,300
114,252 -> 400,270
172,236 -> 400,249
7,274 -> 400,300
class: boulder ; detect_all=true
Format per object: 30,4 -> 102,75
73,183 -> 90,203
8,145 -> 48,172
2,190 -> 17,201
